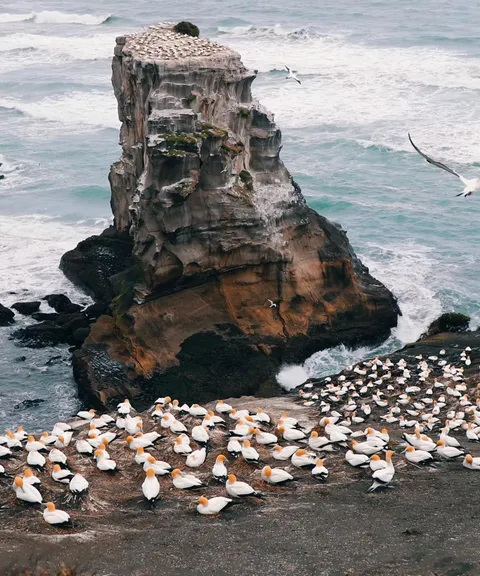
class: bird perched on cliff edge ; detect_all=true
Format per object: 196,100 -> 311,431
408,133 -> 479,197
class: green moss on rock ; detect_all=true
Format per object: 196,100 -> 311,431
173,21 -> 200,37
425,312 -> 471,337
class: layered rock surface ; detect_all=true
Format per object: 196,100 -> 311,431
62,23 -> 399,408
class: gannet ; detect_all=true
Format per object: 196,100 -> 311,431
75,439 -> 94,455
52,464 -> 74,484
151,404 -> 164,419
117,398 -> 132,415
369,454 -> 388,472
463,454 -> 480,470
126,435 -> 154,450
351,440 -> 382,456
284,65 -> 301,85
215,400 -> 233,414
0,445 -> 12,458
229,408 -> 250,421
154,396 -> 171,407
291,449 -> 317,469
278,426 -> 306,442
226,474 -> 263,498
39,432 -> 56,445
54,434 -> 72,448
409,133 -> 479,197
205,411 -> 226,427
212,454 -> 228,482
174,436 -> 192,454
27,450 -> 46,469
161,413 -> 176,429
69,473 -> 89,495
189,404 -> 208,417
43,502 -> 71,526
253,428 -> 277,445
186,447 -> 206,468
227,438 -> 242,458
48,449 -> 67,464
172,469 -> 205,489
261,465 -> 294,485
241,440 -> 260,464
404,446 -> 433,464
345,450 -> 369,468
192,425 -> 210,445
197,496 -> 235,515
142,468 -> 160,502
94,449 -> 117,471
12,427 -> 26,442
435,440 -> 465,459
22,468 -> 41,485
272,444 -> 300,460
13,476 -> 42,504
252,408 -> 270,424
267,299 -> 277,307
25,436 -> 46,452
143,455 -> 172,475
368,451 -> 395,492
311,459 -> 328,481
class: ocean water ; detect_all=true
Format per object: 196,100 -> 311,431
1,0 -> 479,429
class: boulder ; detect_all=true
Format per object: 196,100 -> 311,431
43,294 -> 82,314
0,303 -> 14,326
424,312 -> 471,338
11,301 -> 41,315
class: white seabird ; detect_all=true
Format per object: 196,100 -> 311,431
285,65 -> 301,85
409,133 -> 479,197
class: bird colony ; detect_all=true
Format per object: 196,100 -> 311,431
123,24 -> 227,62
0,344 -> 478,527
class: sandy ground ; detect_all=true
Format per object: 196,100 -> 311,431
2,331 -> 480,576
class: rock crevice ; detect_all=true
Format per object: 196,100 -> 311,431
62,23 -> 399,408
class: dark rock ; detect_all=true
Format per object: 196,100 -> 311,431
13,398 -> 45,410
11,301 -> 41,315
43,293 -> 82,314
14,356 -> 26,362
60,226 -> 134,303
72,326 -> 90,344
45,355 -> 62,366
0,303 -> 15,326
31,312 -> 59,322
12,322 -> 67,348
55,312 -> 89,329
84,302 -> 109,320
424,312 -> 471,337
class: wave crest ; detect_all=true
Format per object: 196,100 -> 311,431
0,11 -> 112,25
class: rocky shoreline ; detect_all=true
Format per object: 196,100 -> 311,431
1,326 -> 479,576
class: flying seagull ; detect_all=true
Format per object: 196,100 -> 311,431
285,65 -> 301,85
267,299 -> 277,308
408,133 -> 479,197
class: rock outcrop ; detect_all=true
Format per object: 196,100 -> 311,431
62,23 -> 399,409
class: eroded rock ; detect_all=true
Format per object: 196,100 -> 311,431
64,23 -> 400,408
11,301 -> 41,315
0,303 -> 15,326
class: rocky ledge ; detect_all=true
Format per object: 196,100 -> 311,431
61,23 -> 399,410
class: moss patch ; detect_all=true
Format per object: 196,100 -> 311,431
239,169 -> 253,191
173,21 -> 200,37
238,107 -> 251,118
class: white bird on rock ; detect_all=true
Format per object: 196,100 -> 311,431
43,502 -> 71,526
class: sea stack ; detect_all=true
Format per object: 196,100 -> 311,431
62,23 -> 399,408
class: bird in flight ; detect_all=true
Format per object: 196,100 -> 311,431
408,133 -> 479,197
285,65 -> 301,85
267,299 -> 277,308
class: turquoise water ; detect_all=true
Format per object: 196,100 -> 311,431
1,1 -> 479,429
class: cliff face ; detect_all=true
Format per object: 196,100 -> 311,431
63,24 -> 399,409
